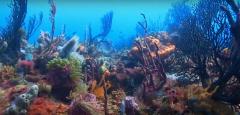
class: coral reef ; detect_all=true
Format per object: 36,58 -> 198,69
28,97 -> 69,115
4,84 -> 38,115
0,0 -> 239,114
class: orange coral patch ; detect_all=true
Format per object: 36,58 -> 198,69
28,97 -> 69,115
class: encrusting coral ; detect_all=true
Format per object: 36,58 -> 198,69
28,97 -> 69,115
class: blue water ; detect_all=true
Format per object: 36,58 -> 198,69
0,0 -> 176,48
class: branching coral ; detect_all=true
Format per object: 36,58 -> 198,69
125,33 -> 175,100
137,13 -> 148,35
92,11 -> 114,40
130,32 -> 175,59
34,31 -> 65,59
208,0 -> 240,106
26,12 -> 43,40
81,11 -> 113,58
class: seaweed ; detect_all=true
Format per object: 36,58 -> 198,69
47,56 -> 83,102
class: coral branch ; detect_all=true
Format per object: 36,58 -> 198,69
26,12 -> 43,40
49,0 -> 56,40
137,13 -> 148,35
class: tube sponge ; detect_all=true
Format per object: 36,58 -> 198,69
4,84 -> 39,115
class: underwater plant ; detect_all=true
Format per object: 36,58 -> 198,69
47,56 -> 84,102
